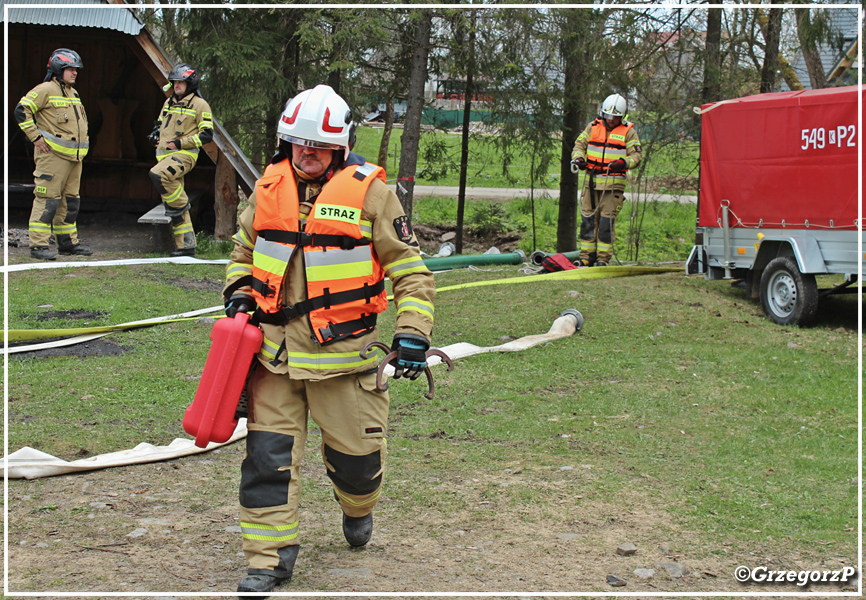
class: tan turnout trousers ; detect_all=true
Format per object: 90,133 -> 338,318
239,365 -> 389,571
579,187 -> 624,264
149,152 -> 197,250
29,151 -> 83,249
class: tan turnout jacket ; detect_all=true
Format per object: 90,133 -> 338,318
224,157 -> 435,381
15,78 -> 89,162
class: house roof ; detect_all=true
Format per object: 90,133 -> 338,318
3,0 -> 261,191
0,0 -> 144,35
782,5 -> 860,91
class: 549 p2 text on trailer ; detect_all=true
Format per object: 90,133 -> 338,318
686,85 -> 863,326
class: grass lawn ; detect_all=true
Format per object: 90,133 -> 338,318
353,126 -> 699,194
6,258 -> 859,560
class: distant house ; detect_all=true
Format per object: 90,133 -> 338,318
430,74 -> 494,109
2,0 -> 259,238
782,6 -> 860,90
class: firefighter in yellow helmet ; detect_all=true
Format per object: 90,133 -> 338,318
148,63 -> 213,257
571,93 -> 642,267
14,48 -> 92,260
222,84 -> 435,598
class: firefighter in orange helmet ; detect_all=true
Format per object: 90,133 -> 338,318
222,85 -> 435,597
14,48 -> 92,260
571,93 -> 642,267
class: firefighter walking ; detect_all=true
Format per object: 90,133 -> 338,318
149,63 -> 213,257
15,48 -> 92,260
222,85 -> 435,597
571,93 -> 642,267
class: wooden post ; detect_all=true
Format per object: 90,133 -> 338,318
214,151 -> 238,240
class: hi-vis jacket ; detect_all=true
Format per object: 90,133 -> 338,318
572,118 -> 641,191
155,92 -> 213,161
250,159 -> 390,345
223,153 -> 435,380
15,78 -> 89,162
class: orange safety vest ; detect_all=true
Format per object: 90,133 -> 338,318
586,118 -> 634,185
250,158 -> 389,345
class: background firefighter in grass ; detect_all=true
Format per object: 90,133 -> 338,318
571,93 -> 642,267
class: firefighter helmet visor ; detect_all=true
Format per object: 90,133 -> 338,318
278,134 -> 343,151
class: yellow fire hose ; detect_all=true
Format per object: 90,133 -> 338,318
3,306 -> 224,348
4,265 -> 678,348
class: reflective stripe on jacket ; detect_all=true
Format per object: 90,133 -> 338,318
155,93 -> 213,160
251,159 -> 389,345
15,79 -> 89,161
585,118 -> 635,186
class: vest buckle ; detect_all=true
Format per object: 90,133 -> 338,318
318,323 -> 336,342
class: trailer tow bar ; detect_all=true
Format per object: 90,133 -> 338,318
818,276 -> 859,299
360,341 -> 455,400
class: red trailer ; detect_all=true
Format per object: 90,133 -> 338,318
687,85 -> 863,325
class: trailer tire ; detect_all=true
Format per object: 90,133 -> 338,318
759,257 -> 818,326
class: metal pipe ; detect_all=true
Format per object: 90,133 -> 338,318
423,249 -> 526,272
721,199 -> 732,279
530,250 -> 582,267
559,308 -> 585,332
432,242 -> 455,257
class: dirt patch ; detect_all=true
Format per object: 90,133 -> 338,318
32,309 -> 109,322
10,338 -> 133,359
414,224 -> 521,255
643,175 -> 698,195
7,446 -> 856,595
159,276 -> 224,294
5,210 -> 177,263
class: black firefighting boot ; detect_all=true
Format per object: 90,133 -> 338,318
342,513 -> 373,547
58,244 -> 93,256
30,246 -> 56,261
594,260 -> 609,267
170,247 -> 196,258
237,544 -> 299,599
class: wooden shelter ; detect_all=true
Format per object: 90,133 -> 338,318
2,0 -> 260,239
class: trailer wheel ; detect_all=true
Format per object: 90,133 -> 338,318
759,257 -> 818,326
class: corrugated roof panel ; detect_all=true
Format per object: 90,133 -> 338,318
1,0 -> 144,36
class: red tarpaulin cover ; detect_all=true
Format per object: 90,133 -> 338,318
698,85 -> 862,230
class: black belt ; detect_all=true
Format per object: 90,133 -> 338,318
254,280 -> 386,326
258,230 -> 364,250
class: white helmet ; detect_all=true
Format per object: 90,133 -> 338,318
601,93 -> 627,118
277,84 -> 353,159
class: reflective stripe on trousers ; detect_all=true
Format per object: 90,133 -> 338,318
238,366 -> 388,571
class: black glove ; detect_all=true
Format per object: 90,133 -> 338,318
391,334 -> 430,380
147,121 -> 160,147
572,157 -> 587,171
607,159 -> 627,173
224,294 -> 254,318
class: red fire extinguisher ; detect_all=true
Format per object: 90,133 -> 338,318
183,312 -> 262,448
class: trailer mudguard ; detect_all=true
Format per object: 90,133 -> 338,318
754,236 -> 828,274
